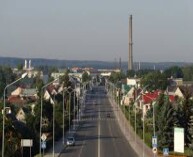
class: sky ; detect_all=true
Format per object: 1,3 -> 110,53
0,0 -> 193,62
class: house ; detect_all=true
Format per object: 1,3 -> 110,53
140,90 -> 176,116
121,84 -> 142,106
8,95 -> 26,106
168,77 -> 183,86
21,88 -> 38,99
176,85 -> 193,99
51,72 -> 65,80
121,85 -> 133,106
11,87 -> 23,96
10,87 -> 38,103
140,90 -> 161,115
127,78 -> 140,88
44,84 -> 59,104
16,107 -> 30,123
166,85 -> 193,99
68,73 -> 83,82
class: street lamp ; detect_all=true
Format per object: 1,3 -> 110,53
62,87 -> 66,145
64,87 -> 76,133
39,78 -> 59,157
142,93 -> 157,157
2,72 -> 28,157
141,94 -> 156,137
133,85 -> 149,146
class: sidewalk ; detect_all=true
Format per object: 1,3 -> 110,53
108,95 -> 156,157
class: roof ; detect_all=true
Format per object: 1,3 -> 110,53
178,85 -> 193,96
22,88 -> 37,96
168,95 -> 175,102
142,90 -> 160,104
166,86 -> 178,93
46,84 -> 58,95
8,96 -> 26,106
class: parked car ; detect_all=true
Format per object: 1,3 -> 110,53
66,137 -> 75,146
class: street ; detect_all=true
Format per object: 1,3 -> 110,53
59,86 -> 138,157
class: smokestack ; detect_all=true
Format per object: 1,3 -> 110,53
24,60 -> 27,69
29,60 -> 31,69
119,57 -> 122,71
128,15 -> 133,71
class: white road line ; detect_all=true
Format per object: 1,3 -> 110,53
98,104 -> 101,157
78,135 -> 86,157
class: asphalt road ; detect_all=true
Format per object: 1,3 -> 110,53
59,86 -> 138,157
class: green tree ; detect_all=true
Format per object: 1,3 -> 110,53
182,66 -> 193,81
155,95 -> 177,150
127,69 -> 154,78
176,87 -> 193,146
127,70 -> 135,78
60,71 -> 71,87
17,63 -> 23,71
164,66 -> 183,78
82,71 -> 90,83
141,71 -> 168,91
33,73 -> 44,96
109,72 -> 125,83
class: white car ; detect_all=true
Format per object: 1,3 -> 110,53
66,137 -> 75,146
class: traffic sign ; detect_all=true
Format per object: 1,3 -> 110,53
41,133 -> 47,141
41,141 -> 46,149
163,148 -> 169,156
152,136 -> 157,148
152,147 -> 157,154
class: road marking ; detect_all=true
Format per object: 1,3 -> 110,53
108,115 -> 119,157
78,134 -> 86,157
79,118 -> 116,121
98,103 -> 101,157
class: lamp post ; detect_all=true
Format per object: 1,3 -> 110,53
39,78 -> 59,157
62,87 -> 66,145
133,85 -> 149,146
143,101 -> 145,157
142,93 -> 157,157
2,72 -> 27,157
64,87 -> 76,133
52,94 -> 56,157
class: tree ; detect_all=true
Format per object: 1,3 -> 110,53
127,70 -> 135,78
182,66 -> 193,81
60,71 -> 71,87
176,87 -> 193,146
155,95 -> 177,150
141,71 -> 168,91
109,71 -> 125,83
33,73 -> 44,97
82,71 -> 90,83
127,69 -> 154,78
164,66 -> 183,78
17,63 -> 23,71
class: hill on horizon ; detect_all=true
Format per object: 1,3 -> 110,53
0,56 -> 192,71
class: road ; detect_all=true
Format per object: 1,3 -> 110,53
59,86 -> 138,157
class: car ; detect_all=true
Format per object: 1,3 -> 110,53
66,137 -> 75,146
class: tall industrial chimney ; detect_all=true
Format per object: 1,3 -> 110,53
119,57 -> 122,71
24,60 -> 27,70
128,15 -> 133,71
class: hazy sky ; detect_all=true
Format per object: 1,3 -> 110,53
0,0 -> 193,62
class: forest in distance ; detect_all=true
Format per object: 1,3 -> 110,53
0,56 -> 192,70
